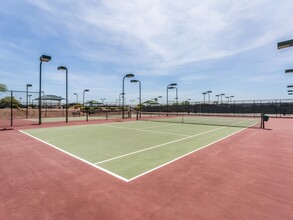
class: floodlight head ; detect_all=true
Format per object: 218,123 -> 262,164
288,85 -> 293,88
130,80 -> 138,83
40,55 -> 51,62
158,96 -> 162,98
120,92 -> 125,95
277,39 -> 293,49
74,93 -> 77,95
207,91 -> 212,93
202,92 -> 207,95
221,93 -> 225,96
125,73 -> 134,78
84,89 -> 89,92
288,90 -> 293,92
169,83 -> 177,87
285,69 -> 293,73
57,66 -> 67,71
169,86 -> 175,89
231,96 -> 234,98
26,84 -> 32,87
215,95 -> 220,97
288,93 -> 293,95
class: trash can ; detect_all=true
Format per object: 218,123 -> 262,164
263,115 -> 269,122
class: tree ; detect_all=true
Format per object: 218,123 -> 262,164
0,83 -> 7,92
0,96 -> 20,108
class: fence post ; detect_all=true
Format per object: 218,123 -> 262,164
10,91 -> 13,127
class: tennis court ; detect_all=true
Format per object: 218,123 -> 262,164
21,114 -> 261,181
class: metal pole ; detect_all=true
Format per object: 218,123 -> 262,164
122,78 -> 125,119
39,61 -> 43,125
139,80 -> 141,117
26,86 -> 28,118
66,69 -> 68,123
10,91 -> 13,127
175,87 -> 178,104
122,76 -> 126,119
166,86 -> 169,116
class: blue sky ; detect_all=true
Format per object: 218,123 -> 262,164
1,0 -> 293,104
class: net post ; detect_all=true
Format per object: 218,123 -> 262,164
106,111 -> 108,120
261,113 -> 264,129
136,111 -> 139,120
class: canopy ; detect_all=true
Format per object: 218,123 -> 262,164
143,100 -> 159,105
33,95 -> 65,101
85,100 -> 103,106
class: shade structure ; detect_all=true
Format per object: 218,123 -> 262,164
33,95 -> 65,101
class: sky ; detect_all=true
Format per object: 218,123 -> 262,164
1,0 -> 293,105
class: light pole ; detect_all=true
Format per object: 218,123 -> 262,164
167,83 -> 177,115
202,92 -> 207,103
26,84 -> 32,118
74,93 -> 78,103
206,91 -> 212,103
174,87 -> 178,104
39,55 -> 51,125
230,96 -> 234,103
28,95 -> 32,106
220,93 -> 225,103
119,93 -> 124,107
83,89 -> 89,106
131,79 -> 142,116
277,39 -> 293,49
122,73 -> 134,119
58,66 -> 68,123
215,94 -> 220,103
153,96 -> 162,104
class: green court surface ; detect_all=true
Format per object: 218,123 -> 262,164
21,118 -> 259,181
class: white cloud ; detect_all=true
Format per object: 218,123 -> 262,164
21,0 -> 293,68
2,0 -> 293,100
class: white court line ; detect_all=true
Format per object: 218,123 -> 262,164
19,130 -> 129,182
127,126 -> 248,182
101,124 -> 189,137
20,119 -> 258,182
94,119 -> 255,165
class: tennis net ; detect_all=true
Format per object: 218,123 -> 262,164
137,112 -> 263,128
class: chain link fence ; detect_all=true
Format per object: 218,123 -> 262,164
142,99 -> 293,118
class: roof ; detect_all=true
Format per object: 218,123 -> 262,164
33,95 -> 65,101
85,100 -> 103,105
